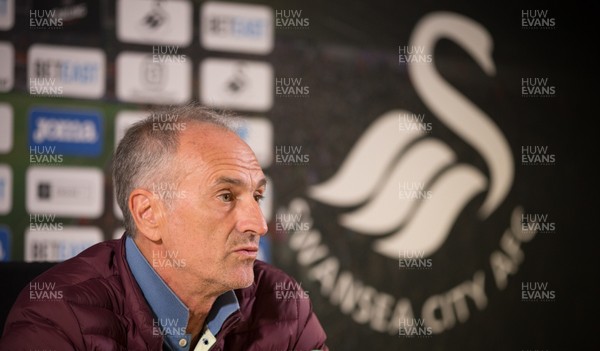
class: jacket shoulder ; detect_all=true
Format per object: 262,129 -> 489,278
0,240 -> 130,350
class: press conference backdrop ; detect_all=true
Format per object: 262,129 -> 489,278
0,0 -> 595,350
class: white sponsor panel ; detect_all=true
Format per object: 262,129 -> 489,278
235,117 -> 273,168
117,0 -> 192,46
200,58 -> 273,112
27,44 -> 106,99
117,52 -> 191,104
201,1 -> 273,54
0,41 -> 14,91
26,166 -> 104,218
0,103 -> 12,153
0,0 -> 14,30
25,226 -> 103,262
114,110 -> 150,148
0,164 -> 12,214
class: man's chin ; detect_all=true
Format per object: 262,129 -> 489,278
229,266 -> 255,289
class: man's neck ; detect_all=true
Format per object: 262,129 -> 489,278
135,239 -> 222,340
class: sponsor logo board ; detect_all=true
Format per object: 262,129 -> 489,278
27,44 -> 105,99
201,1 -> 273,54
200,58 -> 273,112
24,226 -> 102,262
116,52 -> 191,104
26,166 -> 104,218
28,107 -> 103,157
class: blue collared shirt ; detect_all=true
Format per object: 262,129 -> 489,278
125,236 -> 240,351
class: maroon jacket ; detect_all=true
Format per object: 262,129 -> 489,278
0,238 -> 328,350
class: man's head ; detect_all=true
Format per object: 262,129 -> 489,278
113,104 -> 268,290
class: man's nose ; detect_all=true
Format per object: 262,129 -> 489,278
237,197 -> 268,236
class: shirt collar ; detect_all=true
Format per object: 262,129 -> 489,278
125,236 -> 240,350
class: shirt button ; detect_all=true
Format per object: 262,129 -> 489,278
203,338 -> 209,345
179,338 -> 187,347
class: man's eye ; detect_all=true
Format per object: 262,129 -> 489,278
219,193 -> 233,202
254,194 -> 265,203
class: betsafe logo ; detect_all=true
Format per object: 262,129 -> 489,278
279,12 -> 539,335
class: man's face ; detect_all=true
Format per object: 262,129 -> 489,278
157,123 -> 268,292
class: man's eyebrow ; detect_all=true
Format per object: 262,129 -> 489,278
214,176 -> 267,188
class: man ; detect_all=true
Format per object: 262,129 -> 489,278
1,105 -> 328,350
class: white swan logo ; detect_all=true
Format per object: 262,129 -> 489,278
309,12 -> 514,259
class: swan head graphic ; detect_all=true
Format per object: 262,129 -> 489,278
309,12 -> 514,259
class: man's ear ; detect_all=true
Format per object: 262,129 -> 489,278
129,188 -> 165,242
